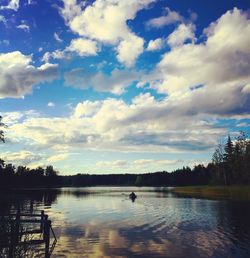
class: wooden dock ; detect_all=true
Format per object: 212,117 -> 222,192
0,210 -> 57,257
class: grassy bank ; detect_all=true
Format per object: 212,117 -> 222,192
172,185 -> 250,200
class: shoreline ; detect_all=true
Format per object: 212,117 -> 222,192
1,185 -> 250,201
172,185 -> 250,201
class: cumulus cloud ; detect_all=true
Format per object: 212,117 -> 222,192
146,7 -> 183,28
42,38 -> 99,62
146,38 -> 165,51
9,93 -> 226,154
142,7 -> 250,117
4,9 -> 249,155
1,111 -> 24,125
59,0 -> 155,66
0,0 -> 20,11
0,51 -> 58,98
60,0 -> 154,43
1,151 -> 43,166
1,110 -> 40,126
64,68 -> 140,95
66,38 -> 99,56
116,35 -> 144,67
74,100 -> 101,118
167,23 -> 196,47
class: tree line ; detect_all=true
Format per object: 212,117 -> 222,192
0,161 -> 59,188
211,132 -> 250,185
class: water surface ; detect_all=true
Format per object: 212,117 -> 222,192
1,187 -> 250,258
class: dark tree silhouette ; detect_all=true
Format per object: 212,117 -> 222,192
0,116 -> 6,143
211,132 -> 250,185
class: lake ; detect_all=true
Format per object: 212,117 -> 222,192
1,187 -> 250,258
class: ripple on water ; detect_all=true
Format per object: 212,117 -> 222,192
2,187 -> 250,258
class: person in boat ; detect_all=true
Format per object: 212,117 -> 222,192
129,192 -> 137,200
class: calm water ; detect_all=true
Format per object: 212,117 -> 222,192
1,187 -> 250,258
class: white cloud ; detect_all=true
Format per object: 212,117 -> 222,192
242,83 -> 250,93
0,0 -> 20,11
48,102 -> 55,107
95,159 -> 183,172
74,100 -> 101,118
47,153 -> 68,163
1,151 -> 43,166
133,159 -> 182,166
236,122 -> 250,128
42,38 -> 99,62
96,160 -> 128,168
9,8 -> 247,158
16,24 -> 30,32
59,0 -> 82,22
54,32 -> 63,43
64,68 -> 140,95
1,112 -> 24,125
147,8 -> 250,100
0,51 -> 58,98
94,158 -> 185,173
1,110 -> 40,126
167,23 -> 196,48
42,50 -> 66,62
146,38 -> 165,51
59,0 -> 155,66
60,0 -> 154,43
0,15 -> 6,23
9,93 -> 226,154
66,38 -> 99,56
146,7 -> 183,28
116,35 -> 144,67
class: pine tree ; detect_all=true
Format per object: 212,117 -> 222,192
223,135 -> 234,184
212,144 -> 226,184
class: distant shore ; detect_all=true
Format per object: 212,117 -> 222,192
1,185 -> 250,201
172,185 -> 250,201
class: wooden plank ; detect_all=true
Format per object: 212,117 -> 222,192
1,219 -> 50,223
0,211 -> 56,257
0,213 -> 42,217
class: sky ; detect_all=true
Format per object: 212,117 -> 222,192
0,0 -> 250,175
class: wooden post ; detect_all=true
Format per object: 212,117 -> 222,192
15,209 -> 20,244
40,210 -> 45,232
8,221 -> 15,258
43,214 -> 48,240
29,199 -> 34,213
44,220 -> 51,258
4,210 -> 55,257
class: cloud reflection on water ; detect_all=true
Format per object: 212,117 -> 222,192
1,187 -> 250,258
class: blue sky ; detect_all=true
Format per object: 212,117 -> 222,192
0,0 -> 249,175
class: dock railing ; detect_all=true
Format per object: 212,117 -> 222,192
0,210 -> 57,257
